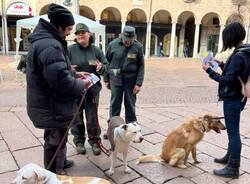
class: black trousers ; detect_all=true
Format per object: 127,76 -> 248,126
44,128 -> 68,174
71,91 -> 101,146
109,83 -> 137,123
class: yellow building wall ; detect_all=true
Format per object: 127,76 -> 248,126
1,0 -> 247,25
1,0 -> 249,55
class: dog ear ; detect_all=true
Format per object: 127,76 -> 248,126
30,168 -> 46,182
36,171 -> 47,182
122,124 -> 128,130
202,114 -> 212,121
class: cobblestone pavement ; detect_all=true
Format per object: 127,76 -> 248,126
1,56 -> 250,184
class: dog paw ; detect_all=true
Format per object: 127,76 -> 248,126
107,170 -> 114,176
177,164 -> 188,169
124,168 -> 131,174
136,160 -> 140,165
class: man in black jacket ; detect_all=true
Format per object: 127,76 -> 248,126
26,3 -> 90,174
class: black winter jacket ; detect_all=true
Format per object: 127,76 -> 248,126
26,19 -> 84,129
206,45 -> 250,101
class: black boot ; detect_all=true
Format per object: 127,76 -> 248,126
214,152 -> 229,164
213,159 -> 240,178
64,160 -> 74,169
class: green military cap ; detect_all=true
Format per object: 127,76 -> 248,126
122,26 -> 136,42
75,23 -> 90,34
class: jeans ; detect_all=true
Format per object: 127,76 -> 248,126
223,100 -> 246,161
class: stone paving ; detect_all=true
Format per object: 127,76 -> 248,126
0,56 -> 250,183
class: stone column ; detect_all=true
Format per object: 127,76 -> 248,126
145,22 -> 152,58
170,22 -> 176,58
154,36 -> 158,55
218,24 -> 225,52
3,16 -> 8,55
1,15 -> 6,54
244,26 -> 249,43
121,21 -> 126,33
193,23 -> 200,58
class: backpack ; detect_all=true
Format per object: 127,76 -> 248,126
238,76 -> 250,98
236,48 -> 250,99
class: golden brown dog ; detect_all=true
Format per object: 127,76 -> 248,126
137,114 -> 226,168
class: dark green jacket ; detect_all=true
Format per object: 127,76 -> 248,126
68,43 -> 107,78
105,38 -> 145,86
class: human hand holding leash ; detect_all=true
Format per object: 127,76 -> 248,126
133,85 -> 141,94
82,79 -> 91,89
79,72 -> 91,89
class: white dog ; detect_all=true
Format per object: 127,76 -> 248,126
11,163 -> 62,184
106,116 -> 143,175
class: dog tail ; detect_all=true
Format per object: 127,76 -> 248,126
136,155 -> 163,164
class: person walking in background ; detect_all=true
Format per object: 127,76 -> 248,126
159,42 -> 164,57
183,40 -> 190,57
68,23 -> 107,155
26,4 -> 90,174
202,22 -> 250,178
104,26 -> 144,130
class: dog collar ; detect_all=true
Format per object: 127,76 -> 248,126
198,117 -> 207,133
201,122 -> 206,132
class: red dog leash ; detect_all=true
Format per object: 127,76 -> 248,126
87,95 -> 111,157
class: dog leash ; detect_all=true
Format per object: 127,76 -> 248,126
47,91 -> 87,171
92,136 -> 111,157
87,96 -> 111,157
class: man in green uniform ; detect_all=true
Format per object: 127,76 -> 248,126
68,23 -> 107,155
104,26 -> 145,125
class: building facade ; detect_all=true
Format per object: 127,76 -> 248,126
1,0 -> 250,57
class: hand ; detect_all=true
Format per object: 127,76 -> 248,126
82,79 -> 91,89
133,85 -> 141,95
213,58 -> 223,65
202,63 -> 210,71
71,65 -> 78,72
96,60 -> 103,72
105,82 -> 110,89
76,72 -> 90,79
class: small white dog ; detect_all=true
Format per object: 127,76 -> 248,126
106,116 -> 143,175
11,163 -> 62,184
